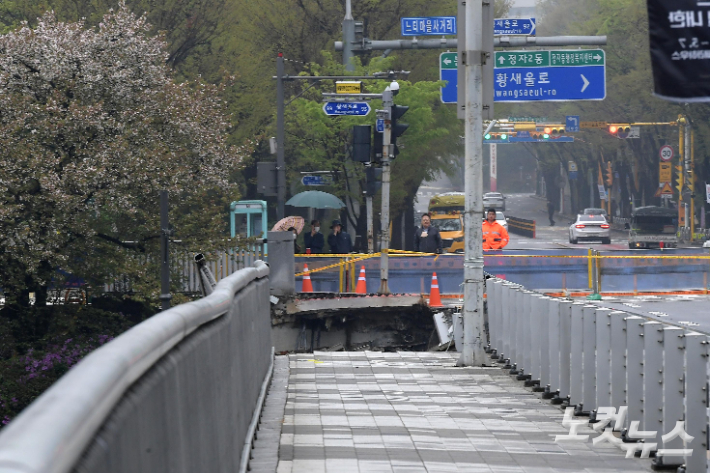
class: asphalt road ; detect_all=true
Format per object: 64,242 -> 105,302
503,193 -> 629,250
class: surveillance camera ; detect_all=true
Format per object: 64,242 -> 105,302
389,81 -> 400,91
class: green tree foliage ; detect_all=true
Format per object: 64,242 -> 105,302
282,55 -> 461,242
505,0 -> 709,216
0,5 -> 247,306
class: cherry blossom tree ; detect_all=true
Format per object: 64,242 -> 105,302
0,3 -> 247,306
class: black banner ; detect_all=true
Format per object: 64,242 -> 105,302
647,0 -> 710,101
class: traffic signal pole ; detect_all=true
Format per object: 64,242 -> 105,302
460,0 -> 486,366
276,54 -> 286,220
685,119 -> 691,231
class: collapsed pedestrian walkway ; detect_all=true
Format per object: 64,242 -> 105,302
255,352 -> 653,473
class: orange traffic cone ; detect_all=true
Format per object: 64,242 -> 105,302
356,266 -> 367,294
429,272 -> 444,308
301,264 -> 314,293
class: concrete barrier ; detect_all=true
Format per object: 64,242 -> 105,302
0,261 -> 272,473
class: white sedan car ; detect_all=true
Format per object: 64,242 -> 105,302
569,214 -> 611,244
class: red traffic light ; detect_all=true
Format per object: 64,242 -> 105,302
609,125 -> 618,134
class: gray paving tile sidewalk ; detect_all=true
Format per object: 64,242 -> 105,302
259,352 -> 654,473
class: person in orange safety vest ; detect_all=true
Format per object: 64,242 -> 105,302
482,208 -> 509,250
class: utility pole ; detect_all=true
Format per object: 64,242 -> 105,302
378,88 -> 394,294
366,191 -> 374,253
460,0 -> 486,366
342,0 -> 355,72
276,53 -> 286,220
685,118 -> 691,231
159,190 -> 171,311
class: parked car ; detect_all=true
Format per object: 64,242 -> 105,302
582,207 -> 608,218
569,214 -> 611,244
483,192 -> 506,211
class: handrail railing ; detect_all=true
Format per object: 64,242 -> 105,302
0,261 -> 269,473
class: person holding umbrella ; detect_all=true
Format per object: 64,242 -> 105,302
328,219 -> 352,254
303,220 -> 324,254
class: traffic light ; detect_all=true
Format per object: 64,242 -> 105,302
675,165 -> 684,193
544,126 -> 565,136
608,124 -> 631,138
372,130 -> 383,163
390,104 -> 409,157
531,132 -> 550,140
605,162 -> 613,186
365,166 -> 382,196
352,125 -> 371,163
484,132 -> 509,142
687,170 -> 696,195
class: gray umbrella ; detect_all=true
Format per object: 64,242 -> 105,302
286,191 -> 346,209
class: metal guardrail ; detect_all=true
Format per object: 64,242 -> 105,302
104,241 -> 265,294
0,261 -> 271,473
486,278 -> 708,472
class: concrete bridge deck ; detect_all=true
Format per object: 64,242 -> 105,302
256,352 -> 653,473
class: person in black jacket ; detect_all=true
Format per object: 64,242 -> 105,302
327,219 -> 352,254
414,213 -> 443,253
303,220 -> 324,254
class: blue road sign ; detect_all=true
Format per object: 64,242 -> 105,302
322,102 -> 371,116
440,52 -> 458,104
494,66 -> 606,102
401,17 -> 456,36
484,136 -> 575,144
301,175 -> 332,186
566,115 -> 580,132
376,119 -> 385,132
441,69 -> 457,103
516,131 -> 531,138
494,18 -> 536,36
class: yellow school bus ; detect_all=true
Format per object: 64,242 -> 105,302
428,192 -> 465,253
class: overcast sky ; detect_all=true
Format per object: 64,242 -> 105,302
512,0 -> 536,6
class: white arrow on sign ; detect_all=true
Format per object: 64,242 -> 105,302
443,58 -> 452,65
498,56 -> 506,65
581,74 -> 590,93
593,54 -> 602,62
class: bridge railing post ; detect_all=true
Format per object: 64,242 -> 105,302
540,297 -> 554,396
656,326 -> 686,469
570,302 -> 585,409
556,301 -> 573,404
642,322 -> 664,445
594,308 -> 613,417
683,332 -> 709,473
581,305 -> 598,415
609,311 -> 627,410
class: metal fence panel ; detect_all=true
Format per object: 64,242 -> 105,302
595,308 -> 613,411
582,305 -> 597,413
609,311 -> 626,409
557,301 -> 573,401
683,332 -> 709,472
643,321 -> 664,444
625,316 -> 644,431
570,303 -> 585,408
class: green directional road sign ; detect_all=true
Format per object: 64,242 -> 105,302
440,52 -> 458,69
494,49 -> 605,68
494,49 -> 606,102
